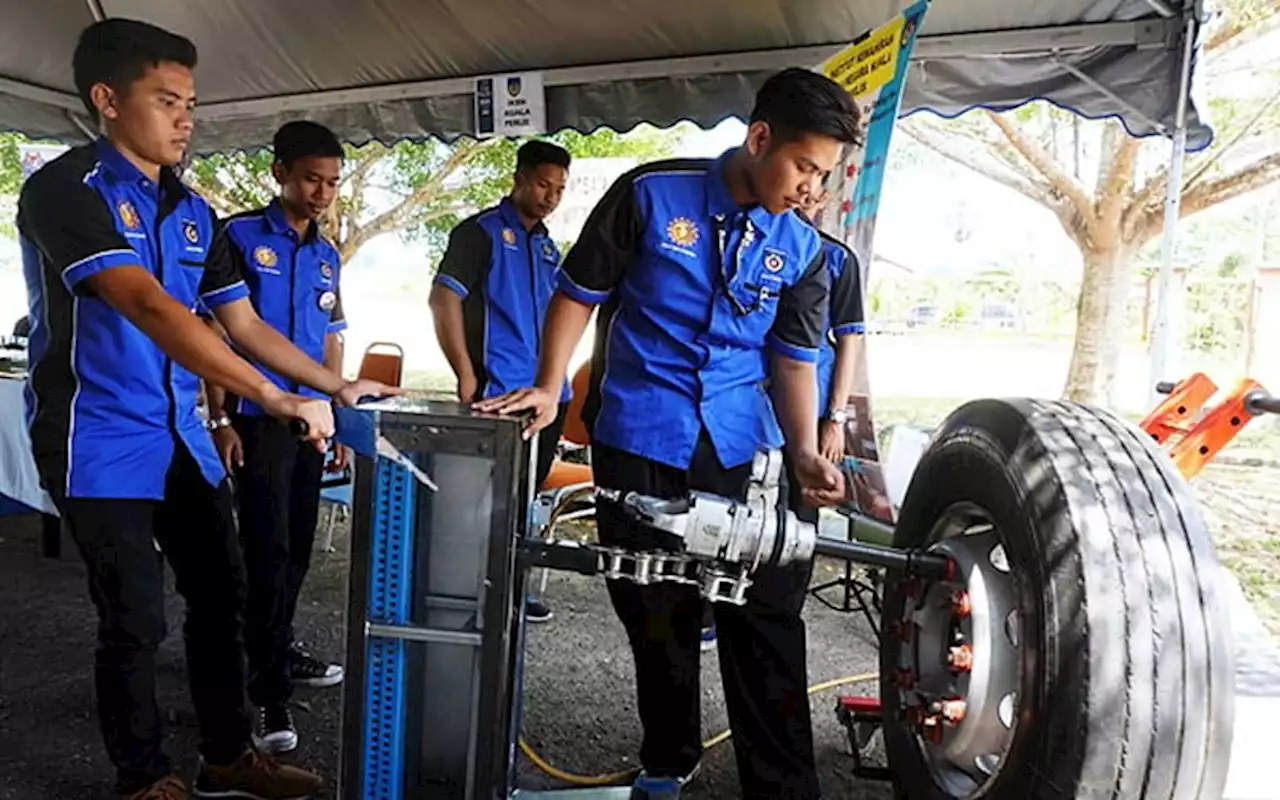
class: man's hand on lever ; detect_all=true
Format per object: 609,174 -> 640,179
472,384 -> 560,440
333,378 -> 402,407
258,385 -> 336,451
793,449 -> 846,508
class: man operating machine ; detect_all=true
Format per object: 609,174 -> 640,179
477,67 -> 861,800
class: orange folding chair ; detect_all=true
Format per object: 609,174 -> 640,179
358,341 -> 405,387
534,362 -> 595,595
317,341 -> 405,552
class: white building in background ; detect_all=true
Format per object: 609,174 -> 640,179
544,157 -> 637,245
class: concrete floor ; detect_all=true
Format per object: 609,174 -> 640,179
0,509 -> 1276,799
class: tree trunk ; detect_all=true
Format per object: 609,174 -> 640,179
1063,243 -> 1134,404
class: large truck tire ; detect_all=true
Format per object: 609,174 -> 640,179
879,398 -> 1234,799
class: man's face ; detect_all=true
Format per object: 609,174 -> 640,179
798,187 -> 831,224
512,163 -> 568,222
92,61 -> 196,167
274,155 -> 342,220
743,122 -> 843,215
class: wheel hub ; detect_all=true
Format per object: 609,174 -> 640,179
892,506 -> 1022,796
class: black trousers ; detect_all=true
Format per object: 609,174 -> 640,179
592,434 -> 819,799
231,414 -> 325,709
55,445 -> 252,795
534,402 -> 570,489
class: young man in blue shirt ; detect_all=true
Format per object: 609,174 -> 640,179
203,121 -> 351,754
479,68 -> 859,800
17,19 -> 394,800
801,188 -> 866,481
429,140 -> 571,623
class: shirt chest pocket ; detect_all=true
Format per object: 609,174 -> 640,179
174,256 -> 206,309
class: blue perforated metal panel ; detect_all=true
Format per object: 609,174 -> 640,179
361,456 -> 416,800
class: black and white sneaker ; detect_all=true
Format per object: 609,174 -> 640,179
525,599 -> 554,623
289,641 -> 344,688
258,704 -> 299,754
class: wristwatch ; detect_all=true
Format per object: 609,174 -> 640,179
206,415 -> 232,432
824,408 -> 850,425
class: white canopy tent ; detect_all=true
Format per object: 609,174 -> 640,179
0,0 -> 1210,390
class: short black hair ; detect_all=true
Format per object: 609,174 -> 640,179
273,121 -> 344,170
73,19 -> 198,121
750,68 -> 862,147
516,141 -> 571,175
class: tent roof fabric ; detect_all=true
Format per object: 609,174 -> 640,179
0,0 -> 1210,154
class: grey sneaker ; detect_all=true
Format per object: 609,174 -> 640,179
258,704 -> 299,754
289,641 -> 344,688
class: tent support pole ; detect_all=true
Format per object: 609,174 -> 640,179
1147,9 -> 1197,406
84,0 -> 105,21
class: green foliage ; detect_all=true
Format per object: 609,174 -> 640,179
0,133 -> 21,197
184,148 -> 278,211
185,126 -> 682,263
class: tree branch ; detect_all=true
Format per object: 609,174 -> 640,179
1136,151 -> 1280,243
899,121 -> 1058,207
1096,123 -> 1141,235
1204,3 -> 1280,55
349,139 -> 498,257
985,111 -> 1096,224
1125,78 -> 1280,238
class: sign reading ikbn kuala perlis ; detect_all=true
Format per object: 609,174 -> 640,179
475,72 -> 547,138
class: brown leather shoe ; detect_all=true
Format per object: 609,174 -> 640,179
192,747 -> 323,799
120,775 -> 187,800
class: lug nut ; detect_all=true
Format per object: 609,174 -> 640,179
948,644 -> 973,672
936,698 -> 967,724
951,591 -> 972,618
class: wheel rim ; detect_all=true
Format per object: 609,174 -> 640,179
890,503 -> 1022,796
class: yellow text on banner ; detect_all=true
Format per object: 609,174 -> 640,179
820,14 -> 905,99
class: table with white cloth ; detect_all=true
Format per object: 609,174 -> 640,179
0,375 -> 62,556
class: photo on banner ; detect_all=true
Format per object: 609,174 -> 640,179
815,0 -> 929,523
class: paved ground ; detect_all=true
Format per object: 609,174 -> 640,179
0,513 -> 893,800
1,475 -> 1278,799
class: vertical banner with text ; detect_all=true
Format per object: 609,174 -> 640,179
817,0 -> 929,523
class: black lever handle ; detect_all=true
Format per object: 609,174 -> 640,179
1245,390 -> 1280,416
1155,381 -> 1176,395
289,419 -> 310,438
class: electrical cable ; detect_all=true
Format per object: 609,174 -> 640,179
517,492 -> 881,787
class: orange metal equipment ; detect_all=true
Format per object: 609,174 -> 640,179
1141,374 -> 1277,480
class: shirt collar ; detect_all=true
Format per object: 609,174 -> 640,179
264,198 -> 319,242
704,148 -> 778,239
499,196 -> 548,237
94,138 -> 187,203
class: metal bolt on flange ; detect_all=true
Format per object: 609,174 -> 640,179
947,644 -> 973,672
936,698 -> 967,724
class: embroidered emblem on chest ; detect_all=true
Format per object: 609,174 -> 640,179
666,217 -> 699,247
763,249 -> 786,273
254,246 -> 278,268
182,219 -> 199,244
502,228 -> 517,246
318,291 -> 337,312
117,201 -> 140,230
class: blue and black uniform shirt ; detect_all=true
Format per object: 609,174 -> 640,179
17,138 -> 250,501
213,199 -> 346,416
433,196 -> 570,402
814,231 -> 865,416
556,149 -> 831,471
